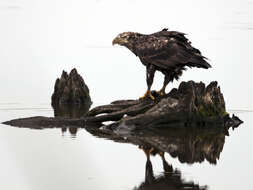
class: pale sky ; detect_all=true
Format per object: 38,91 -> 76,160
0,0 -> 252,109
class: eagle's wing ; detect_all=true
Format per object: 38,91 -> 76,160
152,29 -> 190,45
136,33 -> 210,69
136,36 -> 194,69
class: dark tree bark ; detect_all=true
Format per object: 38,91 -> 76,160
3,81 -> 242,131
51,68 -> 92,106
84,81 -> 235,129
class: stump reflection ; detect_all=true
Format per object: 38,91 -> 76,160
86,125 -> 233,189
53,103 -> 91,119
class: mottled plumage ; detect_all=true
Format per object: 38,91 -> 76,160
112,28 -> 211,99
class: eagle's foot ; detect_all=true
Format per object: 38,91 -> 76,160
149,147 -> 154,154
157,86 -> 166,96
139,90 -> 155,100
157,89 -> 165,96
139,146 -> 155,157
159,151 -> 165,159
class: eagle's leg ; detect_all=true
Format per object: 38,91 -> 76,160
139,145 -> 155,158
159,152 -> 173,175
140,64 -> 156,100
139,146 -> 155,184
157,74 -> 170,96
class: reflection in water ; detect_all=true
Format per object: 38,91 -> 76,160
133,146 -> 207,190
87,127 -> 227,165
61,127 -> 79,138
53,103 -> 91,138
86,126 -> 235,189
143,128 -> 225,165
53,103 -> 91,119
3,102 -> 240,188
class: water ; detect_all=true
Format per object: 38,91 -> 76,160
0,106 -> 251,190
0,0 -> 253,189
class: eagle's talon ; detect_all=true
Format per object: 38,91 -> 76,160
139,146 -> 155,157
139,90 -> 155,100
156,85 -> 166,96
149,147 -> 155,153
157,90 -> 165,96
159,151 -> 164,158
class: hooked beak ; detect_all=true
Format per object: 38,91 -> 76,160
112,37 -> 127,46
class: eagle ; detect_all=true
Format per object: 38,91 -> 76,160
112,28 -> 211,100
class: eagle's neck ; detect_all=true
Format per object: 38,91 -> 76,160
125,43 -> 137,55
125,33 -> 145,56
125,37 -> 142,56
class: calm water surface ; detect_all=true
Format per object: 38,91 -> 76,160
0,104 -> 252,190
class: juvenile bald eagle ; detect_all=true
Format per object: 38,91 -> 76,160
112,28 -> 211,100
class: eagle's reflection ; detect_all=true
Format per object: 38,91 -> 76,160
86,126 -> 233,189
134,146 -> 207,190
134,128 -> 226,165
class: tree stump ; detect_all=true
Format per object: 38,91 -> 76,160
51,68 -> 91,106
3,80 -> 242,131
84,81 -> 238,130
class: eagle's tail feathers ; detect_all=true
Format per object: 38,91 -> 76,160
188,56 -> 211,69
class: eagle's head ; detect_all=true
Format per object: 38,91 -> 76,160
112,32 -> 137,47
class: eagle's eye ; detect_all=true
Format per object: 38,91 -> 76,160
120,33 -> 129,39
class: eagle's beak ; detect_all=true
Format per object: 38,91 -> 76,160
112,37 -> 127,46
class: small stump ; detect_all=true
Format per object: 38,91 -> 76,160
51,68 -> 92,115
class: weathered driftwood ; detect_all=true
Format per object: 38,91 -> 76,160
3,81 -> 242,131
51,68 -> 91,106
85,81 -> 233,128
3,113 -> 241,132
3,116 -> 85,129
